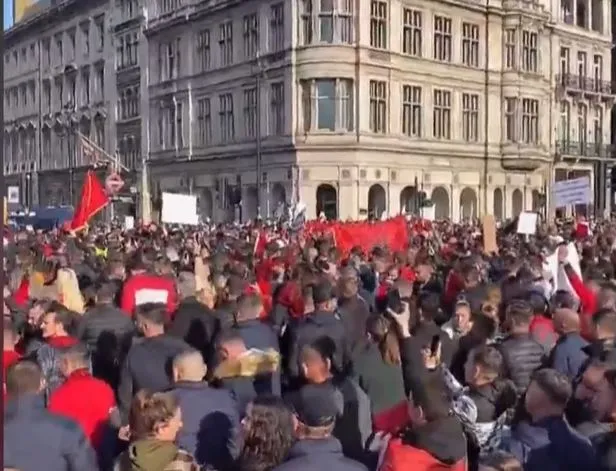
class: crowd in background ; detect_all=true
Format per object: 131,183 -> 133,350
4,217 -> 616,471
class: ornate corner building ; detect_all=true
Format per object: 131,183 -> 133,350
4,0 -> 615,221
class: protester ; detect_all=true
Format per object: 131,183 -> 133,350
7,202 -> 616,471
169,349 -> 241,468
4,359 -> 100,470
117,302 -> 191,421
504,369 -> 596,471
115,390 -> 199,470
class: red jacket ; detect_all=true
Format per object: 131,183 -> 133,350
120,273 -> 177,317
565,268 -> 597,339
12,277 -> 30,307
48,369 -> 116,450
380,438 -> 466,471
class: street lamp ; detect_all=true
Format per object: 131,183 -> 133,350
61,100 -> 77,204
254,52 -> 265,220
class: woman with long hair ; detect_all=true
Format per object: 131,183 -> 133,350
115,390 -> 199,471
353,314 -> 407,434
236,395 -> 295,471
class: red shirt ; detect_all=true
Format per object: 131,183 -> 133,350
48,369 -> 115,450
121,273 -> 178,317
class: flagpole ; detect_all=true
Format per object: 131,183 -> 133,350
77,131 -> 130,172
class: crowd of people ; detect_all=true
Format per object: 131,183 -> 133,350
4,217 -> 616,471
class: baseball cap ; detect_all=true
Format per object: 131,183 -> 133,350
287,383 -> 340,427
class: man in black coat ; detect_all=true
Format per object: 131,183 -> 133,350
117,302 -> 191,422
76,282 -> 135,388
168,271 -> 218,361
287,279 -> 350,380
498,299 -> 545,394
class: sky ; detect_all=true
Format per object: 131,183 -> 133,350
4,0 -> 14,29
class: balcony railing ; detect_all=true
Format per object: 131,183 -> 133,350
556,140 -> 615,158
555,73 -> 615,95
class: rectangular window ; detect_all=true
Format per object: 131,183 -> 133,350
95,16 -> 105,50
219,93 -> 235,142
369,80 -> 387,133
160,39 -> 181,81
504,97 -> 517,141
521,98 -> 539,144
80,23 -> 90,57
301,78 -> 353,132
219,22 -> 233,66
243,14 -> 259,59
300,0 -> 313,44
270,3 -> 285,52
43,80 -> 51,113
593,54 -> 602,92
243,88 -> 257,138
197,30 -> 211,71
462,93 -> 479,142
433,15 -> 452,62
521,30 -> 538,73
402,9 -> 422,57
116,37 -> 125,69
593,105 -> 602,145
433,89 -> 451,139
81,68 -> 90,105
461,22 -> 479,67
55,34 -> 63,65
577,51 -> 587,88
558,101 -> 570,143
370,0 -> 387,49
67,29 -> 76,61
43,39 -> 51,68
270,82 -> 285,135
402,85 -> 422,137
197,98 -> 212,145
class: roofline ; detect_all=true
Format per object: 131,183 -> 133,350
5,0 -> 77,43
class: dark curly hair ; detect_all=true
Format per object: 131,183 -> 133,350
236,395 -> 296,471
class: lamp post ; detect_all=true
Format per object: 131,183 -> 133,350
254,52 -> 265,220
62,101 -> 76,204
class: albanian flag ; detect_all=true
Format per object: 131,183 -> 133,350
70,170 -> 109,232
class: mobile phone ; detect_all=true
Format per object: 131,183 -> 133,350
430,334 -> 441,356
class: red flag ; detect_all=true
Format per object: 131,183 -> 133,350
70,170 -> 109,232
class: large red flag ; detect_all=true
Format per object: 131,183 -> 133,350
70,170 -> 109,232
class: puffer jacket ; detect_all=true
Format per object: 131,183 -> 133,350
498,333 -> 545,394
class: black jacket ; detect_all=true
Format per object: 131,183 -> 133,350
468,379 -> 517,422
337,294 -> 371,360
117,333 -> 191,422
287,310 -> 350,379
168,297 -> 218,360
498,333 -> 545,393
77,303 -> 135,352
272,437 -> 368,471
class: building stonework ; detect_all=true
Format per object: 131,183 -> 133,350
4,0 -> 615,222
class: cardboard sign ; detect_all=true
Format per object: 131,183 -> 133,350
482,215 -> 498,254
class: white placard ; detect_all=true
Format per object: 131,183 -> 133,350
161,192 -> 198,225
7,186 -> 19,204
135,288 -> 169,306
552,177 -> 592,208
421,205 -> 435,221
517,212 -> 538,235
124,216 -> 135,230
543,242 -> 582,299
